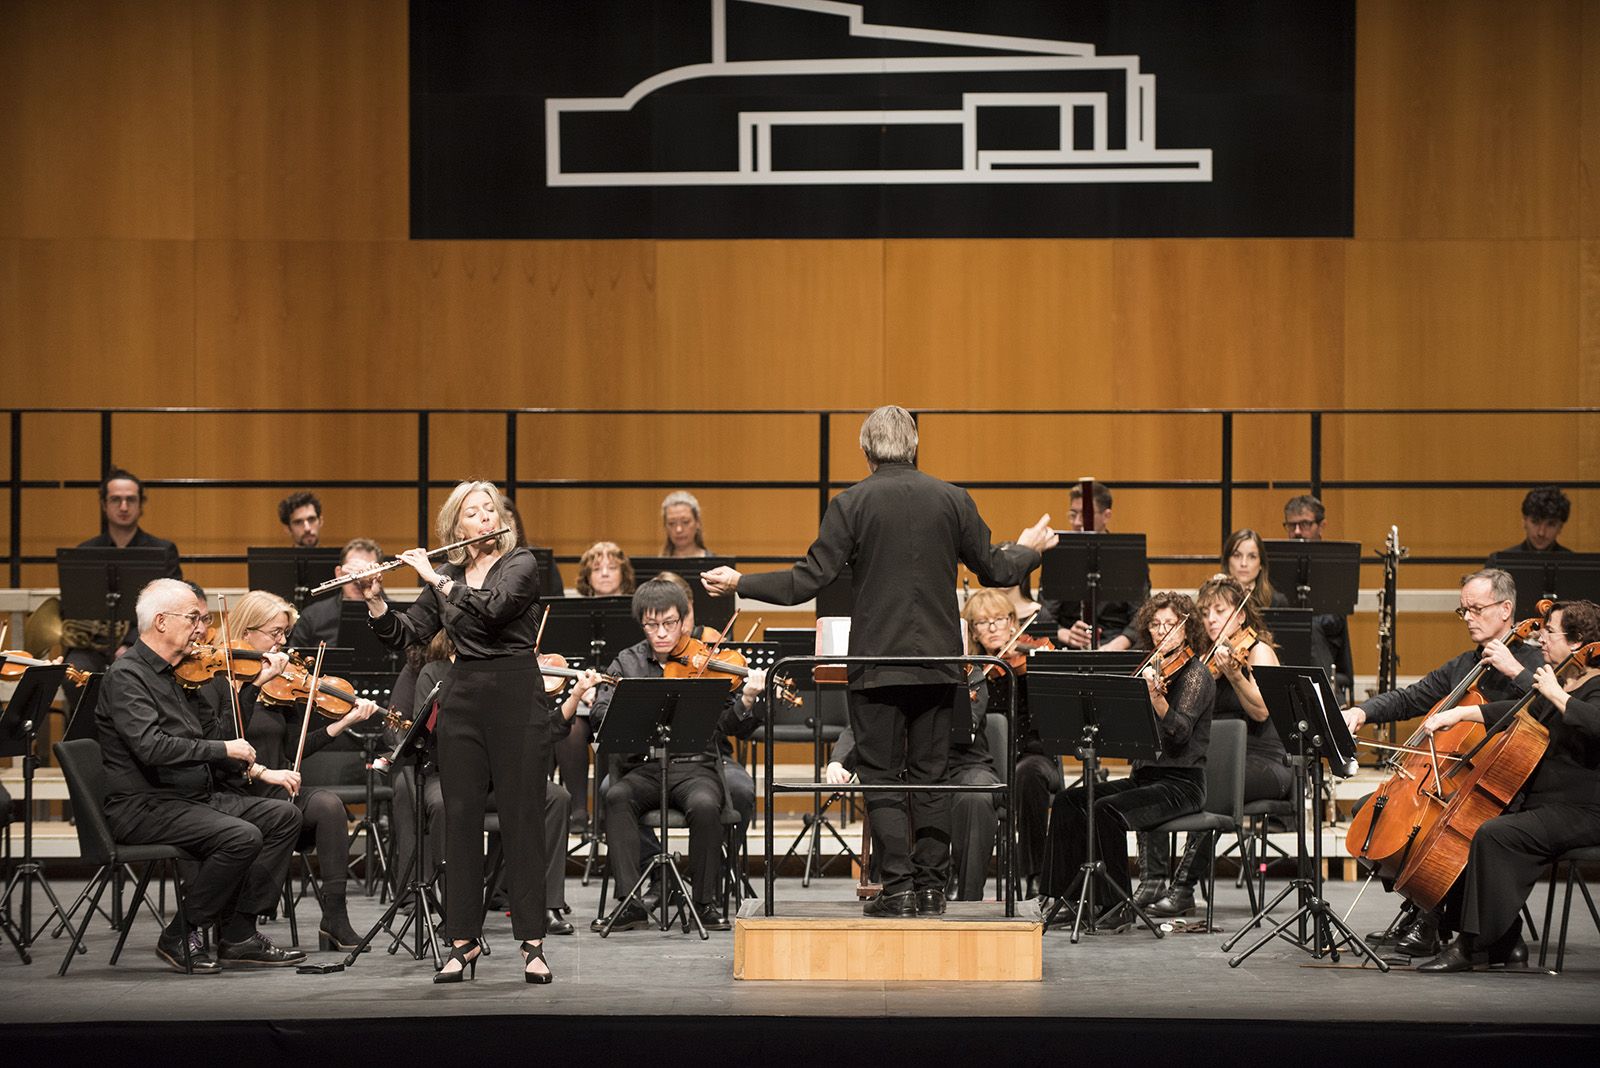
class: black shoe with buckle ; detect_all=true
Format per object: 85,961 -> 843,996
692,901 -> 731,932
916,889 -> 947,915
592,900 -> 652,934
217,930 -> 306,967
155,926 -> 221,974
863,890 -> 918,918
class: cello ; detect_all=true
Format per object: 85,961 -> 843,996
1344,608 -> 1546,880
1392,639 -> 1600,911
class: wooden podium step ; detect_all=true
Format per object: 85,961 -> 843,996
733,898 -> 1042,982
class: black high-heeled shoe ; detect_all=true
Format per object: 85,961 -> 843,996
521,940 -> 554,985
433,939 -> 481,984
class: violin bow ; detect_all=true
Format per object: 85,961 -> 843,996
216,594 -> 246,740
995,609 -> 1042,661
1201,581 -> 1256,668
291,642 -> 327,775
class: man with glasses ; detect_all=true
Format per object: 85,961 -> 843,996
585,578 -> 766,933
1282,494 -> 1354,702
96,579 -> 305,972
288,537 -> 384,647
1339,567 -> 1542,956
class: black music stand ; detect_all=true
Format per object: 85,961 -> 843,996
1027,671 -> 1165,942
594,678 -> 730,940
247,547 -> 343,611
540,596 -> 638,665
306,681 -> 444,974
56,547 -> 175,650
1028,650 -> 1147,676
0,664 -> 70,963
1488,550 -> 1600,620
1040,535 -> 1149,650
1260,607 -> 1315,667
527,547 -> 564,597
60,673 -> 104,744
1263,540 -> 1360,615
629,556 -> 738,632
1222,665 -> 1384,970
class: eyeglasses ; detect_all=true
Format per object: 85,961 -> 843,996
1455,601 -> 1509,619
971,617 -> 1013,631
1282,518 -> 1320,532
249,626 -> 289,642
161,611 -> 207,627
642,616 -> 681,633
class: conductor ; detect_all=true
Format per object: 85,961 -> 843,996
702,406 -> 1056,916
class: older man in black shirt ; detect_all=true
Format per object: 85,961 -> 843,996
97,578 -> 304,972
703,405 -> 1055,917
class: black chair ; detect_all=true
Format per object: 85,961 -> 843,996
52,738 -> 197,975
1538,844 -> 1600,974
1146,719 -> 1247,931
1237,795 -> 1297,910
301,743 -> 393,896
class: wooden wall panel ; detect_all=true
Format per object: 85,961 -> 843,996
192,0 -> 408,241
0,0 -> 194,240
1355,0 -> 1582,239
0,240 -> 196,406
1584,1 -> 1600,237
654,241 -> 885,408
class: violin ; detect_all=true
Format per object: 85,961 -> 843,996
537,652 -> 620,697
0,650 -> 89,685
174,641 -> 270,687
1204,626 -> 1259,678
664,633 -> 802,707
1140,643 -> 1196,696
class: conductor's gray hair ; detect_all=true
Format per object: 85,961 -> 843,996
136,578 -> 199,634
859,405 -> 918,466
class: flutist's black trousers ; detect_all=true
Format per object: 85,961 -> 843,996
436,657 -> 548,941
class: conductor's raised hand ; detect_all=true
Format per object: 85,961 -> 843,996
1018,514 -> 1059,554
701,566 -> 742,597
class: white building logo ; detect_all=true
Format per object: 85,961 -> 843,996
545,0 -> 1213,188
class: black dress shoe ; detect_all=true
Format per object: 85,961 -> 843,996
546,909 -> 576,936
692,902 -> 731,932
916,889 -> 947,915
218,931 -> 306,967
592,901 -> 652,933
1473,933 -> 1528,969
1416,941 -> 1474,973
155,927 -> 221,974
1393,913 -> 1441,957
863,890 -> 918,918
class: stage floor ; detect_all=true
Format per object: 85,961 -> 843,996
3,872 -> 1599,1028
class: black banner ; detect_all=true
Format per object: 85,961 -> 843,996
411,0 -> 1354,239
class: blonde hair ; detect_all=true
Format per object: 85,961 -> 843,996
961,588 -> 1017,654
224,589 -> 298,639
577,541 -> 635,597
436,480 -> 516,565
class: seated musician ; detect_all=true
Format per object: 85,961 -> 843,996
554,540 -> 638,832
1041,592 -> 1215,927
279,491 -> 323,548
660,490 -> 714,558
1492,484 -> 1572,558
1282,494 -> 1354,703
388,630 -> 581,935
287,537 -> 383,648
575,578 -> 763,932
195,590 -> 382,951
95,578 -> 304,971
1340,567 -> 1544,956
62,468 -> 184,690
1045,481 -> 1139,650
1414,599 -> 1600,972
1151,575 -> 1292,918
1222,528 -> 1288,611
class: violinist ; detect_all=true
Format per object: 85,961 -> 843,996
1150,576 -> 1290,918
363,480 -> 553,985
199,590 -> 382,951
583,578 -> 765,933
288,537 -> 384,648
1340,567 -> 1543,956
95,579 -> 304,971
1041,592 -> 1215,928
1415,599 -> 1600,972
661,490 -> 713,558
1046,481 -> 1137,650
1222,528 -> 1287,612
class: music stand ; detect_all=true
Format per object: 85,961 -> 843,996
527,547 -> 564,597
1487,550 -> 1600,620
1260,607 -> 1315,667
306,681 -> 444,974
1222,665 -> 1384,970
594,678 -> 730,940
0,664 -> 71,963
1026,671 -> 1165,942
1028,650 -> 1147,676
540,596 -> 638,664
1040,535 -> 1149,650
246,547 -> 343,611
56,547 -> 176,650
60,673 -> 103,744
1263,540 -> 1360,615
629,556 -> 737,632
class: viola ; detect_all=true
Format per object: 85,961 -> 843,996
663,634 -> 802,707
0,650 -> 89,686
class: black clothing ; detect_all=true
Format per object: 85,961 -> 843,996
1310,612 -> 1354,703
737,462 -> 1040,687
76,528 -> 183,577
289,595 -> 341,648
1358,641 -> 1543,726
588,640 -> 757,774
1493,539 -> 1571,557
96,640 -> 232,799
1015,752 -> 1062,880
1142,656 -> 1216,770
1042,594 -> 1141,649
370,547 -> 549,942
1215,673 -> 1293,802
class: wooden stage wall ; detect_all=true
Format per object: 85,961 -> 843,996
2,1 -> 1599,678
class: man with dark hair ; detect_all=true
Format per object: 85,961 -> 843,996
585,577 -> 766,932
1282,494 -> 1353,701
702,405 -> 1055,917
1047,480 -> 1139,650
288,537 -> 383,648
278,491 -> 323,548
1493,485 -> 1572,557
